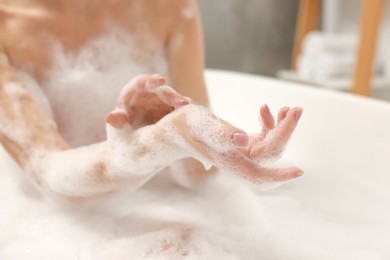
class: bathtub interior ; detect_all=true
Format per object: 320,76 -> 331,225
206,69 -> 390,256
0,70 -> 390,259
206,69 -> 390,188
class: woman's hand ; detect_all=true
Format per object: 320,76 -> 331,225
241,105 -> 303,183
106,74 -> 191,131
105,74 -> 303,189
168,104 -> 303,186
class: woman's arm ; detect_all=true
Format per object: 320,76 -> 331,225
0,61 -> 206,200
166,0 -> 209,106
0,49 -> 69,167
162,0 -> 217,187
0,50 -> 147,200
0,56 -> 182,200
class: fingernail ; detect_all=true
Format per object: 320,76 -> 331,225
178,99 -> 190,106
261,104 -> 270,113
149,75 -> 165,87
294,108 -> 303,122
232,132 -> 248,146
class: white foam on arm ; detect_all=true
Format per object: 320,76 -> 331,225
33,116 -> 193,198
0,58 -> 68,167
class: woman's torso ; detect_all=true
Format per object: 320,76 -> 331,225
0,0 -> 176,146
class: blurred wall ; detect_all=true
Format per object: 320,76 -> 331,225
198,0 -> 299,77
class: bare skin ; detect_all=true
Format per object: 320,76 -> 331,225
0,0 -> 207,100
0,0 -> 303,201
104,75 -> 303,191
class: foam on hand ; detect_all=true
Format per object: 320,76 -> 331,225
1,28 -> 390,259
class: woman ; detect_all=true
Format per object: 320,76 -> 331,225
0,0 -> 302,201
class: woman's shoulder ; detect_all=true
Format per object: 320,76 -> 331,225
0,0 -> 36,13
138,0 -> 199,43
145,0 -> 198,21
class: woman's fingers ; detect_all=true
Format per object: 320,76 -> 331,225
270,107 -> 302,146
145,74 -> 166,88
232,131 -> 249,147
154,85 -> 192,108
249,107 -> 302,160
210,149 -> 303,184
125,75 -> 190,109
246,166 -> 303,183
121,74 -> 166,103
113,74 -> 193,128
277,106 -> 290,124
171,103 -> 303,186
260,104 -> 275,131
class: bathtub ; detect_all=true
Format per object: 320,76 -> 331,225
206,69 -> 390,189
0,69 -> 389,259
206,69 -> 390,258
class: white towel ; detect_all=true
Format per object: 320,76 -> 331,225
298,32 -> 383,83
303,31 -> 358,55
297,52 -> 355,82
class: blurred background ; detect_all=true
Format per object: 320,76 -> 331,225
198,0 -> 299,77
198,0 -> 390,102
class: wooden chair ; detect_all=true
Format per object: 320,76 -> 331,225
291,0 -> 385,96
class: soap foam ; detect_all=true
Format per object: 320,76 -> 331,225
1,144 -> 390,259
1,27 -> 390,259
36,28 -> 168,147
2,152 -> 390,259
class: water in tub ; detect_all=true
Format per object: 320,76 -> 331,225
1,29 -> 390,260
